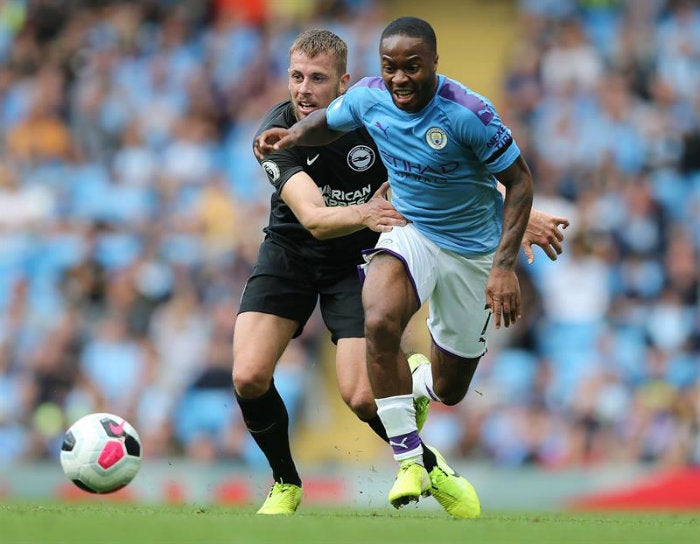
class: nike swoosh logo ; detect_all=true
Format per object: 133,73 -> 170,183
109,420 -> 126,436
306,154 -> 320,165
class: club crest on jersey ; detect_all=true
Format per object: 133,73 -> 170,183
261,160 -> 280,182
426,127 -> 448,150
347,145 -> 375,172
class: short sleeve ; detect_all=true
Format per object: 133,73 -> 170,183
326,90 -> 364,132
454,101 -> 521,174
255,148 -> 303,193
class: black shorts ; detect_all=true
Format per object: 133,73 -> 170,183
238,240 -> 365,343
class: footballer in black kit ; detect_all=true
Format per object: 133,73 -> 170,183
239,100 -> 387,342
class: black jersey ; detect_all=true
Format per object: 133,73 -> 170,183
254,101 -> 387,270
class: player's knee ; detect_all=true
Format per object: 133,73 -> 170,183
364,307 -> 402,343
232,365 -> 272,398
345,395 -> 376,420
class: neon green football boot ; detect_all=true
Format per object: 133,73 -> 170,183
407,353 -> 431,432
256,482 -> 303,515
425,445 -> 481,518
387,460 -> 431,509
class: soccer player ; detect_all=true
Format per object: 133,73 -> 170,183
254,17 -> 560,513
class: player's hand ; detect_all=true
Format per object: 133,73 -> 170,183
522,209 -> 569,264
254,128 -> 293,159
485,267 -> 521,329
362,182 -> 407,232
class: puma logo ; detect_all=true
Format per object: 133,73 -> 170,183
374,122 -> 390,139
389,437 -> 409,449
306,154 -> 320,165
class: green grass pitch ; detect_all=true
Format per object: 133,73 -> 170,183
2,501 -> 698,544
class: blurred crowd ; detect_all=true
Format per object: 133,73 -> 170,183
0,0 -> 387,465
439,0 -> 700,469
0,0 -> 698,471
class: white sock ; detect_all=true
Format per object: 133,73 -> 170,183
375,394 -> 423,463
412,363 -> 437,402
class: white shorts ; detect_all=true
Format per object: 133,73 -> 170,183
361,223 -> 493,359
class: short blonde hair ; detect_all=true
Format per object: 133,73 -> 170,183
289,29 -> 348,76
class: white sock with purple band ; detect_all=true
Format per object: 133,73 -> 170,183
411,363 -> 438,402
375,394 -> 423,463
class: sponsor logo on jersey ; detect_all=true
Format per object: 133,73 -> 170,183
426,127 -> 448,150
306,154 -> 320,165
486,125 -> 510,149
321,183 -> 372,206
380,150 -> 458,183
261,160 -> 280,182
347,145 -> 375,172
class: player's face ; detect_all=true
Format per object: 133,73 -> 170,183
380,35 -> 438,113
288,51 -> 349,120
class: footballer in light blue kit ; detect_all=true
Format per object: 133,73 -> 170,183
323,17 -> 533,513
253,16 -> 554,516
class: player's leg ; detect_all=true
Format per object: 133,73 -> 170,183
363,253 -> 430,507
406,347 -> 483,518
321,273 -> 392,441
335,339 -> 431,441
233,311 -> 303,514
414,250 -> 492,518
335,337 -> 390,440
361,225 -> 438,508
424,250 -> 493,405
232,242 -> 318,514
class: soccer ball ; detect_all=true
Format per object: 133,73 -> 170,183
60,412 -> 142,494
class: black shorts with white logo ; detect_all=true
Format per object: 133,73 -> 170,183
238,239 -> 365,343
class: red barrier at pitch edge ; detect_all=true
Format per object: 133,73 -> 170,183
570,468 -> 700,511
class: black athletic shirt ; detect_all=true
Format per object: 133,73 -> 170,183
254,100 -> 387,270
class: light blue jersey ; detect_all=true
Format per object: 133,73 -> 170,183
326,75 -> 520,256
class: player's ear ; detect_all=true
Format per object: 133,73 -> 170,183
339,72 -> 350,94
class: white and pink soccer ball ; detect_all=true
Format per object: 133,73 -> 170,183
60,412 -> 142,494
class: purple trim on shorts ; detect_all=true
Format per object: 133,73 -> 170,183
438,80 -> 494,126
388,431 -> 421,456
356,263 -> 366,283
359,248 -> 420,303
354,76 -> 386,90
429,329 -> 487,360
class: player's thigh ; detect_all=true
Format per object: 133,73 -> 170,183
238,256 -> 319,340
318,272 -> 365,344
361,224 -> 437,328
232,311 -> 299,391
235,270 -> 317,390
428,251 -> 493,359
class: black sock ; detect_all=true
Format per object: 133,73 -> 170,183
422,443 -> 438,471
364,415 -> 389,442
235,381 -> 302,487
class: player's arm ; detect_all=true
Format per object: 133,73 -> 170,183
496,182 -> 569,263
487,155 -> 534,328
255,109 -> 345,158
281,173 -> 406,240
